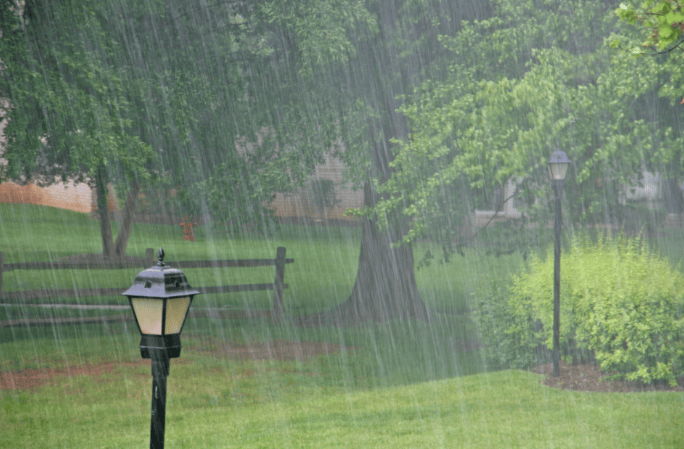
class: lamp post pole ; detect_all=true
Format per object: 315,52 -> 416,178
150,355 -> 170,449
548,150 -> 570,378
552,179 -> 563,378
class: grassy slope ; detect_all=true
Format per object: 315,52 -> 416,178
1,204 -> 682,447
0,203 -> 518,315
2,361 -> 681,448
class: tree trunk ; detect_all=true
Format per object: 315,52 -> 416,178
345,184 -> 430,321
94,169 -> 115,260
306,183 -> 431,325
114,179 -> 140,258
300,2 -> 438,326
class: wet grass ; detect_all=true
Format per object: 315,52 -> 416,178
1,323 -> 681,448
2,318 -> 683,448
2,205 -> 681,446
0,203 -> 521,317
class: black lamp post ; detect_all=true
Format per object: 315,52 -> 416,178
548,150 -> 570,378
123,248 -> 200,449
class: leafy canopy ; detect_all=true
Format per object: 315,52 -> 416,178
613,1 -> 684,52
373,0 -> 683,259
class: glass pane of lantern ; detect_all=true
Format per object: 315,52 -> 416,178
165,297 -> 191,334
131,298 -> 163,335
549,163 -> 568,180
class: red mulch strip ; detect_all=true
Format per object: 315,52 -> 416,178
0,360 -> 150,391
8,343 -> 680,394
0,340 -> 354,391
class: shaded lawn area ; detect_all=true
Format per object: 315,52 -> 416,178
1,204 -> 682,447
1,348 -> 681,447
0,203 -> 521,320
2,318 -> 683,448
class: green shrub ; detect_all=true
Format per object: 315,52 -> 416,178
474,234 -> 684,385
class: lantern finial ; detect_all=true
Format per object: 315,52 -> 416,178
157,247 -> 165,266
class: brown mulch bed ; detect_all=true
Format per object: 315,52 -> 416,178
0,340 -> 354,390
534,360 -> 684,393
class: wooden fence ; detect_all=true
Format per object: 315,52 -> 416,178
0,247 -> 293,321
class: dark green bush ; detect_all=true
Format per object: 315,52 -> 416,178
474,234 -> 684,385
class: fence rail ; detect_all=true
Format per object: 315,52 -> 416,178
1,258 -> 294,271
0,247 -> 293,321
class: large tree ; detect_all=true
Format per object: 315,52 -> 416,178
612,0 -> 684,208
270,0 -> 495,323
0,0 -> 156,259
0,0 -> 337,256
12,0 -> 647,326
370,0 -> 684,263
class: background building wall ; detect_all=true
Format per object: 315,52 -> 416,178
0,181 -> 95,213
270,152 -> 363,222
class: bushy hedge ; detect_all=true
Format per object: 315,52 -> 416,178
474,234 -> 684,386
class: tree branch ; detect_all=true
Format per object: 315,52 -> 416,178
616,38 -> 684,56
466,186 -> 521,243
643,38 -> 684,55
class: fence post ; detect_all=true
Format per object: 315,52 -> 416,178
272,247 -> 286,322
145,248 -> 154,266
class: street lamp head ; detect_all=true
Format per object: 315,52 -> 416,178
548,150 -> 571,181
123,247 -> 200,359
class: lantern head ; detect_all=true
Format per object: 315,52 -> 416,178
548,150 -> 571,181
123,248 -> 200,359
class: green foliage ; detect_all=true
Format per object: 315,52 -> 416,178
259,0 -> 377,76
376,0 -> 678,255
0,1 -> 155,188
614,1 -> 684,52
478,220 -> 547,260
188,159 -> 281,236
611,1 -> 684,108
475,234 -> 684,385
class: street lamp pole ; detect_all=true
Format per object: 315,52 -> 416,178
552,178 -> 563,378
548,150 -> 570,378
150,355 -> 169,448
123,248 -> 200,449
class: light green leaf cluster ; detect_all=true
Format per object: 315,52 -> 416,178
612,1 -> 684,103
614,1 -> 684,51
375,0 -> 680,253
504,234 -> 684,385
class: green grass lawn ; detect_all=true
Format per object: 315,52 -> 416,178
3,319 -> 682,448
0,203 -> 518,315
1,204 -> 682,448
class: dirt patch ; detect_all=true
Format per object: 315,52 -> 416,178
0,360 -> 150,391
196,339 -> 356,362
1,340 -> 354,390
535,361 -> 684,393
14,343 -> 679,394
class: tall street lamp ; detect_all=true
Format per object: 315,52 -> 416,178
548,150 -> 570,378
123,248 -> 200,449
